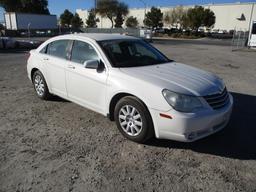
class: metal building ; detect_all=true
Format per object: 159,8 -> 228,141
77,2 -> 256,32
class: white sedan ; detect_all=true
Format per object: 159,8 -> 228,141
27,33 -> 233,143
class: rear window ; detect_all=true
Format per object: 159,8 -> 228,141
47,40 -> 70,59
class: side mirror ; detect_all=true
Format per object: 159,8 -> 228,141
83,59 -> 99,69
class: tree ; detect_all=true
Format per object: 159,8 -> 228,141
0,0 -> 22,12
71,13 -> 83,29
60,9 -> 73,27
114,12 -> 124,28
0,23 -> 4,36
165,6 -> 186,28
125,16 -> 138,28
163,13 -> 171,25
0,0 -> 49,14
0,23 -> 4,30
186,6 -> 215,31
114,2 -> 128,28
180,13 -> 191,30
143,7 -> 163,29
96,0 -> 118,28
96,0 -> 128,28
86,9 -> 99,28
203,8 -> 215,28
20,0 -> 50,14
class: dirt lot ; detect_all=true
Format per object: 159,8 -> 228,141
0,42 -> 256,192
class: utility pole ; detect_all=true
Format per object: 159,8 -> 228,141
27,23 -> 31,38
248,3 -> 255,47
95,0 -> 97,10
138,0 -> 147,25
94,0 -> 98,17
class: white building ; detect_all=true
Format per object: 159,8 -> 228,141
77,2 -> 256,32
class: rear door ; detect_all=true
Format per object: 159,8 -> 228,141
42,39 -> 71,97
65,40 -> 108,114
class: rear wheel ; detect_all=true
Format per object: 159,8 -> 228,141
114,96 -> 154,143
32,70 -> 52,100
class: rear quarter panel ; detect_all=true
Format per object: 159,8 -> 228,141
27,49 -> 52,92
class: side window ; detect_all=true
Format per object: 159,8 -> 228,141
47,40 -> 70,59
71,41 -> 99,64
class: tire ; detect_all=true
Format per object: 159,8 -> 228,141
32,70 -> 52,100
14,41 -> 19,49
114,96 -> 154,143
2,39 -> 6,49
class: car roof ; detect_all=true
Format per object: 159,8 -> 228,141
62,33 -> 138,41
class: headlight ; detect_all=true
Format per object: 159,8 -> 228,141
162,89 -> 204,112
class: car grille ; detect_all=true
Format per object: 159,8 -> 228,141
203,88 -> 230,110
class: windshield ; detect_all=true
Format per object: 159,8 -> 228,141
98,39 -> 171,67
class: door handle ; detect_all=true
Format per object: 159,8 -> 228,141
43,57 -> 49,61
68,65 -> 75,69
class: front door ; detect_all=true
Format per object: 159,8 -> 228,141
65,40 -> 108,114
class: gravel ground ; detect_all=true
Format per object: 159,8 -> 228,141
0,43 -> 256,192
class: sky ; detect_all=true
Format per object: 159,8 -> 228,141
0,0 -> 255,22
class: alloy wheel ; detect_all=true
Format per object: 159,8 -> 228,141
118,105 -> 143,136
34,74 -> 45,96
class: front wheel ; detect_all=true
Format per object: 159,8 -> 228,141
114,96 -> 154,143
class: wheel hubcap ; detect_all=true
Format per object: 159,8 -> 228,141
34,75 -> 45,96
119,105 -> 142,136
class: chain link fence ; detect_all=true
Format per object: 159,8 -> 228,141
81,28 -> 140,37
231,30 -> 249,51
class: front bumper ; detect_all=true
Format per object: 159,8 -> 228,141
149,94 -> 233,142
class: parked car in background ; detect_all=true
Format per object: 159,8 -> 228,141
36,30 -> 46,36
18,39 -> 43,49
139,28 -> 152,41
153,28 -> 165,34
211,29 -> 228,34
0,37 -> 42,49
248,21 -> 256,47
0,38 -> 3,48
0,37 -> 19,49
20,31 -> 28,36
27,33 -> 233,143
198,27 -> 205,33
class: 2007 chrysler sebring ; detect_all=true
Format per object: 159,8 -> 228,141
27,34 -> 233,143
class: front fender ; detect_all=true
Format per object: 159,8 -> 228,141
106,73 -> 172,113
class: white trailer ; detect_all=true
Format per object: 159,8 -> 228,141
4,13 -> 57,30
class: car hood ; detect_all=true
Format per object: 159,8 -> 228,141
119,62 -> 225,96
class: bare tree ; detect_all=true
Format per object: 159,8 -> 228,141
164,6 -> 186,29
96,0 -> 128,28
